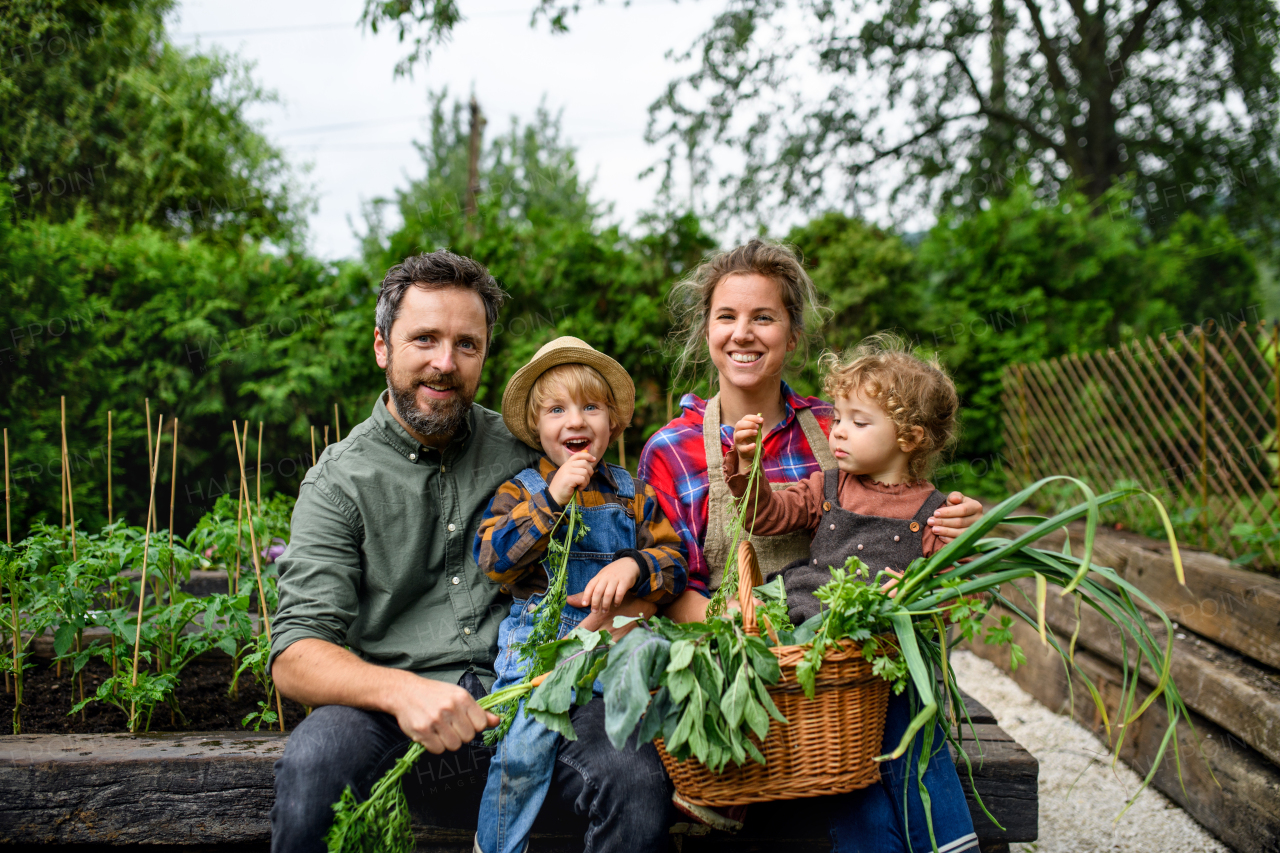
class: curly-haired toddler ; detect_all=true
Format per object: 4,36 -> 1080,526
726,332 -> 960,624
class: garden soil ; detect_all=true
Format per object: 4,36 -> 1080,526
0,657 -> 307,733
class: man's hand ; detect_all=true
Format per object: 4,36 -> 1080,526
272,638 -> 497,754
732,414 -> 764,459
928,492 -> 984,541
548,450 -> 596,506
579,556 -> 642,612
386,671 -> 500,754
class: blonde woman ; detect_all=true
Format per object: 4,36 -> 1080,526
635,239 -> 982,853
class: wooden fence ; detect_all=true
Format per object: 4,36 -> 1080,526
1001,321 -> 1280,567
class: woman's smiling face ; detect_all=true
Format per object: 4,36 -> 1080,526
707,273 -> 796,396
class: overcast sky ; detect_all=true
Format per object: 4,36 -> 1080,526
171,0 -> 727,260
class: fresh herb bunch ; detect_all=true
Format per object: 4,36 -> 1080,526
325,679 -> 548,853
484,494 -> 589,746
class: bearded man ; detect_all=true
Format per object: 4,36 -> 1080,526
268,251 -> 673,852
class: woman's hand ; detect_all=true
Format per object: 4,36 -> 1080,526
548,450 -> 596,506
928,492 -> 984,542
732,414 -> 764,458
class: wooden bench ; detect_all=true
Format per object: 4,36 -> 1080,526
0,692 -> 1036,851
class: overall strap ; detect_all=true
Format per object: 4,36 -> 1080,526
701,395 -> 734,592
606,463 -> 636,500
796,406 -> 838,470
912,489 -> 949,525
823,468 -> 841,506
513,466 -> 548,497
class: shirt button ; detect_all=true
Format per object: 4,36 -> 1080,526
829,524 -> 836,530
409,453 -> 417,462
857,544 -> 864,550
441,465 -> 447,472
894,535 -> 901,542
451,576 -> 460,585
463,627 -> 472,635
447,523 -> 456,532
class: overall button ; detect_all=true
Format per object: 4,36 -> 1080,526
857,544 -> 864,550
451,576 -> 460,585
440,465 -> 447,472
829,524 -> 836,530
909,521 -> 921,532
822,501 -> 832,512
894,535 -> 901,542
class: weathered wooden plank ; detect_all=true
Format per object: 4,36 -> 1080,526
991,516 -> 1280,670
1003,573 -> 1280,768
1,721 -> 1037,847
966,609 -> 1280,853
0,732 -> 282,844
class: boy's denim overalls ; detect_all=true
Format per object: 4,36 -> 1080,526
476,464 -> 638,853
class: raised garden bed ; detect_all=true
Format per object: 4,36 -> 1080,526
1,656 -> 306,734
970,515 -> 1280,853
0,700 -> 1036,851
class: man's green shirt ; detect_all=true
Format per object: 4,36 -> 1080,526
269,392 -> 540,686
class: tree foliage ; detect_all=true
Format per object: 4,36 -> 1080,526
643,0 -> 1280,246
362,94 -> 716,446
361,0 -> 1280,254
0,0 -> 304,245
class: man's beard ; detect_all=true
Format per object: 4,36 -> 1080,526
386,365 -> 475,441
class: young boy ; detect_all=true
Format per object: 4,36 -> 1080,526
473,336 -> 687,853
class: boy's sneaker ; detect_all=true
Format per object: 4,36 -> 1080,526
671,792 -> 748,832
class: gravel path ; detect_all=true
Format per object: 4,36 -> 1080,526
950,651 -> 1230,853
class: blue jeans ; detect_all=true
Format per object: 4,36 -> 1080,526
270,683 -> 672,852
826,690 -> 979,853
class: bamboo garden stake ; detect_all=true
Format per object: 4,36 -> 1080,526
257,421 -> 264,513
310,426 -> 317,467
323,426 -> 329,448
107,411 -> 113,527
233,421 -> 285,731
4,427 -> 9,546
334,404 -> 341,442
168,419 -> 179,592
129,414 -> 164,730
62,398 -> 77,558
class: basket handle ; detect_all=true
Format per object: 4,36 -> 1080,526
736,539 -> 764,636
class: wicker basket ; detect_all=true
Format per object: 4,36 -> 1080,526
654,540 -> 892,806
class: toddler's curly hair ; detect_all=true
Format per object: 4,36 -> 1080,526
819,332 -> 959,480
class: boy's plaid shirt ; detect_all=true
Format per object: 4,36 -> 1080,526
474,456 -> 687,603
636,384 -> 834,597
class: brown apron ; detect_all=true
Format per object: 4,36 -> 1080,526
701,394 -> 838,592
775,469 -> 947,624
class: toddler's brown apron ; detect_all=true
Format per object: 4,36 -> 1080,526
701,394 -> 838,592
776,467 -> 947,624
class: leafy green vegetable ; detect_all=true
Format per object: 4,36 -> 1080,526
484,495 -> 589,746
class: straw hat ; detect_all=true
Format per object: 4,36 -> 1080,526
501,336 -> 635,451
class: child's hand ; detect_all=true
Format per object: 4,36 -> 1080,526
580,556 -> 642,612
549,450 -> 596,506
732,414 -> 765,459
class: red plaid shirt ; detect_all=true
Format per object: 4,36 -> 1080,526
637,384 -> 834,596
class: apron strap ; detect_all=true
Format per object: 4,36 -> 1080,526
796,406 -> 837,470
